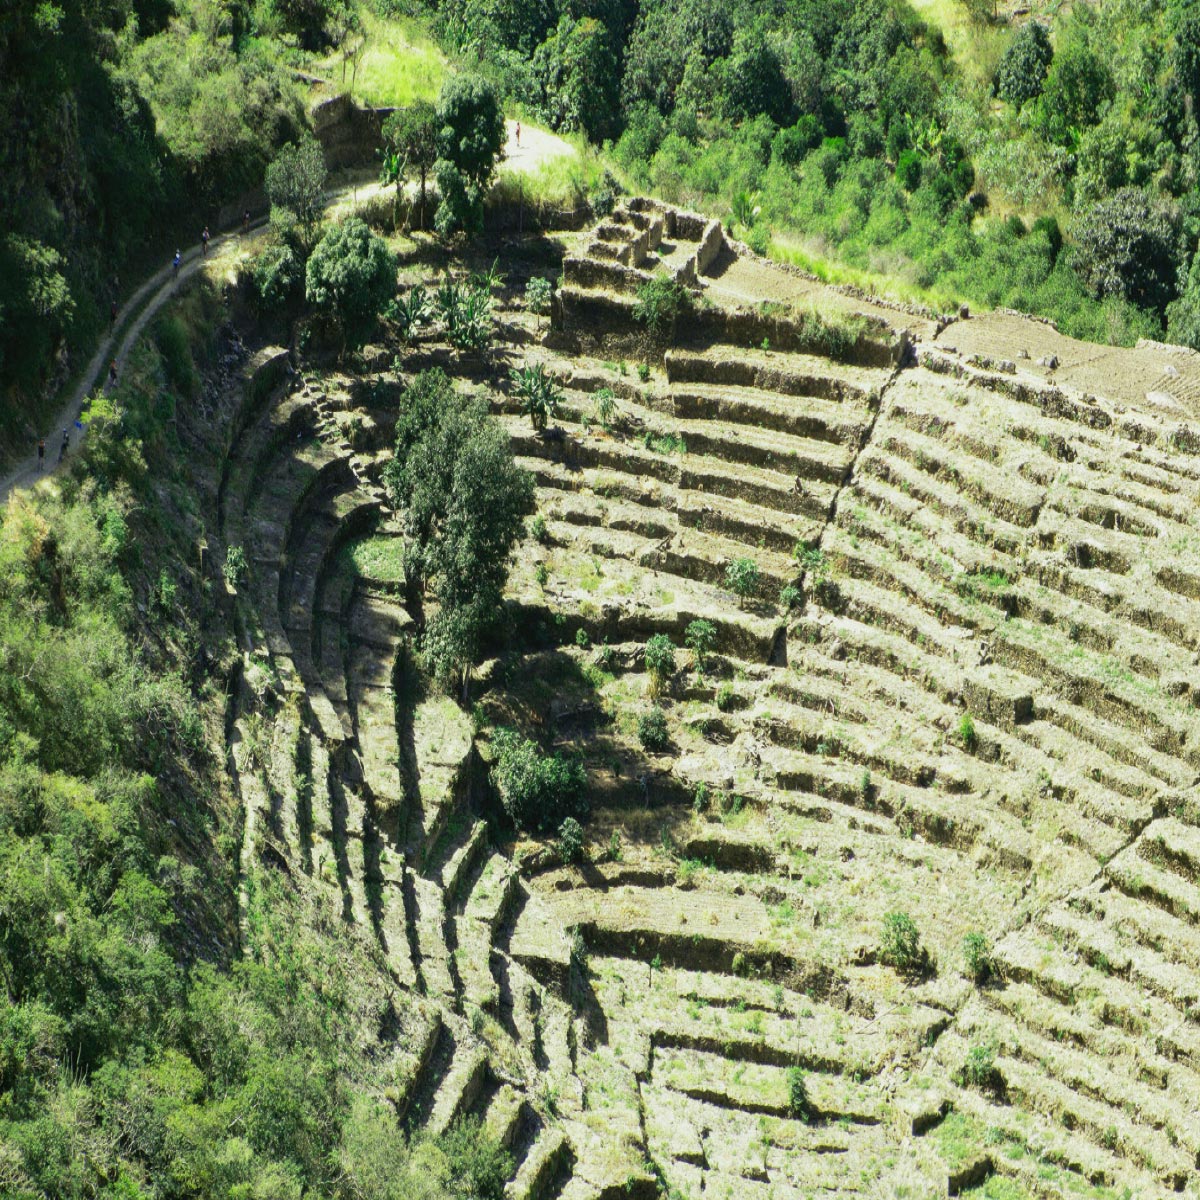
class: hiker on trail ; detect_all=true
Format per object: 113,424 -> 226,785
243,209 -> 251,234
201,226 -> 210,257
110,300 -> 118,330
515,121 -> 521,147
108,360 -> 118,388
37,439 -> 45,471
59,428 -> 69,463
173,249 -> 182,280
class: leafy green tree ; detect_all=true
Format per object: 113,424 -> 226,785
559,816 -> 584,863
381,101 -> 439,230
719,29 -> 793,125
534,16 -> 620,141
0,235 -> 75,391
252,242 -> 304,312
1072,187 -> 1180,312
1035,41 -> 1112,147
384,370 -> 533,693
995,21 -> 1052,107
436,74 -> 506,187
305,218 -> 396,351
725,558 -> 760,607
265,136 -> 328,244
638,706 -> 669,751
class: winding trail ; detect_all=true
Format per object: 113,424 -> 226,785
0,118 -> 575,507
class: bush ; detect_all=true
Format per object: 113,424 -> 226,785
995,21 -> 1053,107
594,387 -> 617,429
715,683 -> 735,712
633,273 -> 691,336
558,817 -> 584,863
962,931 -> 993,983
879,911 -> 924,973
1073,188 -> 1181,313
511,362 -> 563,430
490,728 -> 588,832
252,242 -> 303,313
958,712 -> 978,753
224,544 -> 248,588
638,706 -> 670,751
265,136 -> 327,242
896,149 -> 922,192
961,1042 -> 999,1091
644,633 -> 676,695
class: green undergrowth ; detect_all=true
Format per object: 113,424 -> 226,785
334,11 -> 448,107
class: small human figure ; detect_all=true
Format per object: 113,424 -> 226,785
515,121 -> 521,147
173,249 -> 182,279
110,300 -> 118,330
37,438 -> 45,471
242,209 -> 251,234
59,428 -> 69,463
201,226 -> 210,257
108,359 -> 118,388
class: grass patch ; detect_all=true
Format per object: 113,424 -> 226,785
347,535 -> 405,585
337,12 -> 447,108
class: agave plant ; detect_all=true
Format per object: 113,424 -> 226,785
395,284 -> 432,340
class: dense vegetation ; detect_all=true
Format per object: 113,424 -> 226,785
412,0 -> 1200,344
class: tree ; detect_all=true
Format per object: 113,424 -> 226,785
643,633 -> 676,697
1072,187 -> 1180,312
1035,42 -> 1112,147
305,218 -> 396,352
559,817 -> 584,863
534,15 -> 620,141
381,102 -> 438,230
383,370 -> 534,694
265,136 -> 328,244
435,74 -> 506,187
684,619 -> 716,674
510,362 -> 563,431
995,21 -> 1052,107
525,276 -> 553,330
725,558 -> 760,607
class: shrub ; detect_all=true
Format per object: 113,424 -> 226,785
962,931 -> 993,983
637,362 -> 651,382
786,1066 -> 810,1120
684,619 -> 716,673
725,558 -> 760,606
644,633 -> 677,695
638,706 -> 670,751
558,817 -> 584,863
436,1115 -> 514,1200
252,242 -> 303,312
693,781 -> 710,812
633,273 -> 691,336
995,21 -> 1053,107
715,683 -> 734,712
223,544 -> 248,588
574,627 -> 590,649
594,387 -> 617,429
958,712 -> 978,753
879,911 -> 924,973
529,514 -> 548,544
961,1042 -> 999,1091
780,584 -> 801,611
490,727 -> 588,832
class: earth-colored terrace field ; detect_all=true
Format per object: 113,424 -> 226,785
218,200 -> 1200,1200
